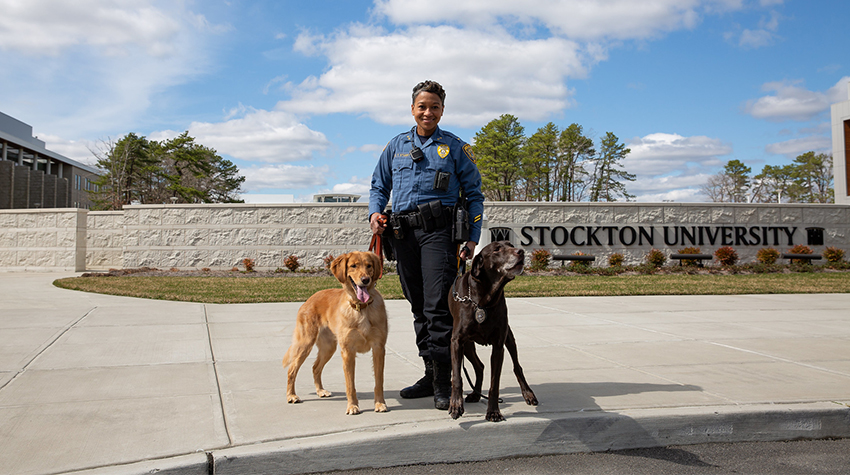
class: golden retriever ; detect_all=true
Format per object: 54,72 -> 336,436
282,251 -> 388,415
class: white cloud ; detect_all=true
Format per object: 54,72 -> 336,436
187,108 -> 331,163
372,0 -> 740,40
743,77 -> 850,122
36,134 -> 99,166
0,0 -> 182,57
765,135 -> 831,158
241,164 -> 331,191
625,133 -> 732,175
0,0 -> 225,138
621,133 -> 733,202
280,25 -> 587,127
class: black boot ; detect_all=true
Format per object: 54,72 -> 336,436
400,358 -> 434,399
432,360 -> 451,410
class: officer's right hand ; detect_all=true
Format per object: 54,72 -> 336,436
370,213 -> 387,234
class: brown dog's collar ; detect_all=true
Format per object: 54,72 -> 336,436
349,299 -> 372,311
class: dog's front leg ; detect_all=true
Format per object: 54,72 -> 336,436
340,348 -> 360,415
505,328 -> 537,406
486,342 -> 506,422
448,333 -> 465,419
372,345 -> 388,412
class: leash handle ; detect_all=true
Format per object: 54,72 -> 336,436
369,233 -> 383,279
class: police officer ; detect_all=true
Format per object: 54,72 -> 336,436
369,80 -> 484,410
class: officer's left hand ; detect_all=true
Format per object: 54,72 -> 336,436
460,242 -> 477,259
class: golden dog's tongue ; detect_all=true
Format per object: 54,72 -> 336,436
356,285 -> 370,303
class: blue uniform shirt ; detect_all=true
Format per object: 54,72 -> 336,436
369,126 -> 485,243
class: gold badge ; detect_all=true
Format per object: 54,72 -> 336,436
437,144 -> 450,158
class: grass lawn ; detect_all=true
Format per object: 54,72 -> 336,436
53,270 -> 850,304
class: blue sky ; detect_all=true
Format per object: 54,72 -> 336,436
1,0 -> 847,203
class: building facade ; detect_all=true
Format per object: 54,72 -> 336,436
832,81 -> 850,205
0,111 -> 101,210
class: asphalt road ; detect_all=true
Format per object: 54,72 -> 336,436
314,438 -> 850,475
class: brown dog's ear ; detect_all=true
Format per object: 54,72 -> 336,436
330,253 -> 348,283
368,252 -> 382,280
470,253 -> 484,279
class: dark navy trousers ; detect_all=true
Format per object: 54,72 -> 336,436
393,225 -> 459,364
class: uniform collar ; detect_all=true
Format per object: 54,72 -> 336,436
409,126 -> 443,147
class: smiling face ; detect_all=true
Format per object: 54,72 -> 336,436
411,91 -> 443,137
330,251 -> 381,304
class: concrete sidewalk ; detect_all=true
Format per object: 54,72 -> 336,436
1,273 -> 848,475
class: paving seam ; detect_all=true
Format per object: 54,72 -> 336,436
204,303 -> 235,447
0,306 -> 97,392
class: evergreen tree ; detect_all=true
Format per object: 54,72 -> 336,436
589,132 -> 635,202
473,114 -> 525,201
557,123 -> 594,202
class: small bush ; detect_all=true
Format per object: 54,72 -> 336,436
714,246 -> 738,266
242,258 -> 255,272
230,267 -> 239,272
677,246 -> 702,267
645,249 -> 666,268
323,254 -> 335,270
607,253 -> 624,267
169,267 -> 180,272
787,244 -> 813,265
756,247 -> 780,265
530,249 -> 551,272
284,254 -> 301,272
823,246 -> 845,263
568,252 -> 591,272
201,268 -> 211,272
274,267 -> 285,273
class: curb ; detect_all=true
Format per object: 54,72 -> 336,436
67,402 -> 850,475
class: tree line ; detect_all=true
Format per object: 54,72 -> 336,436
89,132 -> 245,210
702,152 -> 833,203
471,114 -> 636,202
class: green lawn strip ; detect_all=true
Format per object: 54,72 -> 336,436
53,272 -> 850,304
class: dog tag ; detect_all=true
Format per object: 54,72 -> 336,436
475,307 -> 486,324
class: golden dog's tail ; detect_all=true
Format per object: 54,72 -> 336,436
282,346 -> 293,368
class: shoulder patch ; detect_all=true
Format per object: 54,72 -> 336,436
463,144 -> 476,163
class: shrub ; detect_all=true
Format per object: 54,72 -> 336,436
242,258 -> 255,272
787,244 -> 813,265
169,267 -> 180,272
568,252 -> 591,272
284,255 -> 301,272
756,247 -> 780,265
677,246 -> 702,267
530,249 -> 551,272
714,246 -> 738,266
230,267 -> 239,272
823,246 -> 845,263
645,249 -> 666,268
607,252 -> 624,267
201,268 -> 211,272
323,254 -> 335,270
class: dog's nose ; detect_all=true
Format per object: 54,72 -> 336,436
361,276 -> 371,285
516,248 -> 525,258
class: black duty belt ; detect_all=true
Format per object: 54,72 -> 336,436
389,200 -> 452,239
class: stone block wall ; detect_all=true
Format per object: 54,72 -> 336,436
121,203 -> 373,270
485,202 -> 850,266
1,202 -> 848,272
87,211 -> 124,270
0,209 -> 86,272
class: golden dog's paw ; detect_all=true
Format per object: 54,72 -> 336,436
375,402 -> 388,412
287,395 -> 302,404
317,389 -> 332,398
346,404 -> 362,415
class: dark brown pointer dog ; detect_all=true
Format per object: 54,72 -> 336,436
447,241 -> 538,422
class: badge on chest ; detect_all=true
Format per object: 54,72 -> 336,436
475,307 -> 486,324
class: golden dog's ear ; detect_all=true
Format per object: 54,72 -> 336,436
330,253 -> 348,283
368,252 -> 382,280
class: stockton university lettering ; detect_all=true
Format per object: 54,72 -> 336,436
520,225 -> 800,247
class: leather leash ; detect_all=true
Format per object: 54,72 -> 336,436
368,233 -> 383,279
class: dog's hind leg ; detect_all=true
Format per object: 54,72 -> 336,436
463,342 -> 485,403
485,339 -> 507,422
312,327 -> 336,398
284,324 -> 318,404
505,328 -> 538,406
